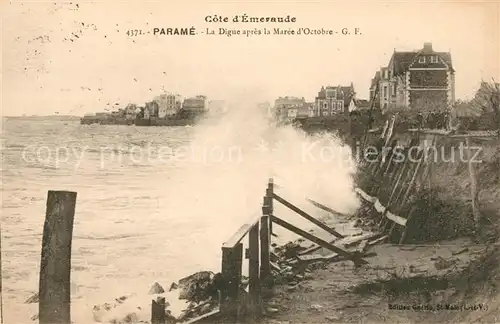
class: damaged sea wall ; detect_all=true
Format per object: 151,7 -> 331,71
354,128 -> 500,244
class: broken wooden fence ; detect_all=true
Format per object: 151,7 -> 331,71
356,129 -> 499,244
216,177 -> 370,322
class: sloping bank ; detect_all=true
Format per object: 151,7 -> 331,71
256,129 -> 500,324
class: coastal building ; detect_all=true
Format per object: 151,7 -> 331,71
155,94 -> 183,118
306,102 -> 315,117
296,102 -> 312,118
273,96 -> 306,123
314,84 -> 355,117
182,95 -> 208,114
124,104 -> 139,120
372,42 -> 455,114
144,101 -> 159,119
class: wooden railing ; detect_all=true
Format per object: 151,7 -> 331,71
35,178 -> 370,324
213,177 -> 369,323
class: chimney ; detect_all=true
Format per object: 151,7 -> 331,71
423,42 -> 433,53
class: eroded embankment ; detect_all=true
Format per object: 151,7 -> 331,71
258,132 -> 500,324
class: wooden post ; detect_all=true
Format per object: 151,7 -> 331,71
248,222 -> 261,317
266,178 -> 274,235
466,137 -> 481,236
260,205 -> 271,285
39,191 -> 77,324
220,243 -> 243,321
151,297 -> 166,324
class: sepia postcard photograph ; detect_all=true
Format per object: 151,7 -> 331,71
1,0 -> 500,323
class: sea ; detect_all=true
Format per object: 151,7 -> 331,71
0,107 -> 360,323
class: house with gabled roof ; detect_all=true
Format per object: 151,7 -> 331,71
372,42 -> 455,114
314,83 -> 355,117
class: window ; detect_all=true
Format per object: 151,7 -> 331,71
383,86 -> 388,98
326,89 -> 337,99
391,84 -> 396,96
338,100 -> 343,110
323,103 -> 328,109
418,56 -> 426,63
430,56 -> 439,63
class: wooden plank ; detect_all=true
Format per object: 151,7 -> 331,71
355,188 -> 377,203
273,193 -> 344,238
260,212 -> 271,285
267,178 -> 274,236
248,222 -> 261,317
182,309 -> 220,324
222,213 -> 260,249
339,233 -> 382,248
306,198 -> 347,218
297,253 -> 338,262
386,211 -> 407,226
39,190 -> 77,324
369,235 -> 388,246
271,215 -> 368,265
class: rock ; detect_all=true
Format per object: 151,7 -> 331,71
115,296 -> 128,304
309,304 -> 323,311
148,282 -> 165,294
178,271 -> 218,302
121,312 -> 139,323
169,282 -> 178,291
287,285 -> 297,292
25,293 -> 39,304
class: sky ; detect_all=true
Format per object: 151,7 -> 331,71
1,0 -> 499,116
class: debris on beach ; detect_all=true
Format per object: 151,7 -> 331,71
91,271 -> 221,323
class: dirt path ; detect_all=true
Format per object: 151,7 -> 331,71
257,240 -> 497,324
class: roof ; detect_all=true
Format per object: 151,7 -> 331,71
355,99 -> 370,108
391,52 -> 418,75
370,72 -> 381,89
390,47 -> 454,76
316,85 -> 355,104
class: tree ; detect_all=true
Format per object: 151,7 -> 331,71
471,80 -> 500,134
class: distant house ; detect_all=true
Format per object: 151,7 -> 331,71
144,101 -> 159,119
314,84 -> 355,117
124,104 -> 139,120
182,95 -> 208,115
273,96 -> 306,123
156,94 -> 183,118
371,42 -> 455,114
